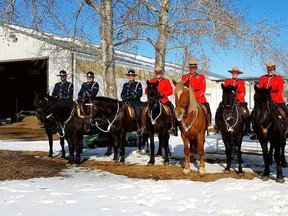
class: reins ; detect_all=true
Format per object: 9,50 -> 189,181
90,102 -> 120,133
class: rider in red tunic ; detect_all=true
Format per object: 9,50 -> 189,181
139,66 -> 177,136
181,59 -> 214,133
259,61 -> 288,130
222,66 -> 250,134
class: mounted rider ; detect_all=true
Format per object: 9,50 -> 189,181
258,61 -> 288,137
120,69 -> 143,120
51,70 -> 74,100
181,59 -> 214,134
139,66 -> 177,136
215,66 -> 251,135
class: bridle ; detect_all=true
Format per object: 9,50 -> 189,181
175,86 -> 199,132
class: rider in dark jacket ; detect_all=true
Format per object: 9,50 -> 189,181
52,70 -> 74,100
121,70 -> 143,118
78,71 -> 99,102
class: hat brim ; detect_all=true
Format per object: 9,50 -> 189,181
125,74 -> 137,76
57,74 -> 67,76
228,70 -> 243,74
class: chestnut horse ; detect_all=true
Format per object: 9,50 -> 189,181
173,80 -> 207,175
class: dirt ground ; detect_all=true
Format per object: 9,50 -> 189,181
0,116 -> 260,182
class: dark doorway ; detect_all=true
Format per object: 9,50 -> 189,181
0,59 -> 48,118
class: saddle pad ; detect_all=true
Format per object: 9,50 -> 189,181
127,106 -> 136,118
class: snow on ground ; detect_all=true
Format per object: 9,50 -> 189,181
1,135 -> 288,216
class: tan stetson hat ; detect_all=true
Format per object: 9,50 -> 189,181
154,66 -> 164,73
266,61 -> 276,68
189,59 -> 198,65
228,66 -> 243,74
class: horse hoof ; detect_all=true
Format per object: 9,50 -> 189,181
163,161 -> 170,166
276,178 -> 285,183
261,175 -> 269,181
183,168 -> 190,175
224,169 -> 231,174
238,172 -> 244,177
147,162 -> 154,166
199,167 -> 206,176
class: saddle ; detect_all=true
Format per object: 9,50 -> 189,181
162,103 -> 172,116
277,106 -> 288,129
239,105 -> 249,119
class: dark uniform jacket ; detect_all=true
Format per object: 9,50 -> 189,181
121,81 -> 142,102
78,81 -> 99,101
52,81 -> 74,100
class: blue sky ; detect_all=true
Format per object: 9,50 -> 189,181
131,0 -> 288,78
207,0 -> 288,78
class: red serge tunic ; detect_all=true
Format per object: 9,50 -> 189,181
145,78 -> 173,104
224,78 -> 246,103
181,73 -> 207,103
258,75 -> 285,103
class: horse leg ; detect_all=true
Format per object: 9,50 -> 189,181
156,134 -> 162,157
162,134 -> 170,165
274,144 -> 285,183
112,143 -> 118,161
104,134 -> 113,157
119,137 -> 126,164
268,144 -> 273,165
236,138 -> 244,176
47,131 -> 53,157
223,137 -> 232,172
189,141 -> 195,162
74,134 -> 83,165
60,137 -> 66,158
183,138 -> 191,175
197,136 -> 206,176
148,134 -> 155,165
280,138 -> 288,167
66,137 -> 75,164
260,141 -> 270,181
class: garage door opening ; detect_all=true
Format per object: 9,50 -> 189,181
0,59 -> 48,119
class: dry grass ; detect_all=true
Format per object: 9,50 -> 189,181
0,116 -> 260,181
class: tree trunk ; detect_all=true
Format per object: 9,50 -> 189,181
100,0 -> 117,98
155,0 -> 169,69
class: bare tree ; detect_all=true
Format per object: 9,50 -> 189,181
113,0 -> 288,73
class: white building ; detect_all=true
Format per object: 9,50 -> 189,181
1,23 -> 254,122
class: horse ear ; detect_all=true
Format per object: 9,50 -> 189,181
172,79 -> 177,86
221,83 -> 225,90
155,80 -> 159,87
184,79 -> 189,88
254,84 -> 258,91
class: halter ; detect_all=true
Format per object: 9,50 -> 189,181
46,104 -> 76,137
148,100 -> 162,125
222,104 -> 239,132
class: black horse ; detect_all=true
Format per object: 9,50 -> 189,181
145,80 -> 172,165
88,96 -> 143,163
215,84 -> 246,175
34,93 -> 66,158
251,85 -> 286,183
34,94 -> 84,164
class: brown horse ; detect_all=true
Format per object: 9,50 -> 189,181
173,79 -> 207,176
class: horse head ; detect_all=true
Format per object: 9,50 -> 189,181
252,84 -> 273,127
221,84 -> 237,120
147,80 -> 161,111
173,79 -> 198,121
